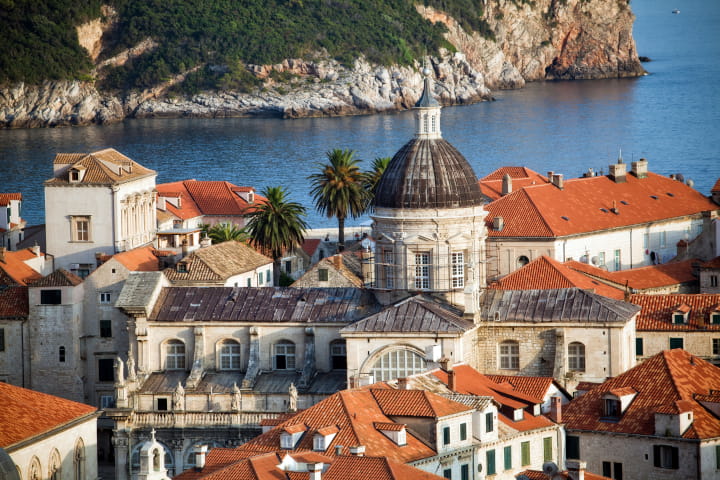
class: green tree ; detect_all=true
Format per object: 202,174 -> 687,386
245,186 -> 308,286
363,156 -> 391,203
202,222 -> 248,244
309,149 -> 369,252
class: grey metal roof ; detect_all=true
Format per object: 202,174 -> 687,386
415,76 -> 440,108
372,138 -> 484,209
116,271 -> 166,315
150,287 -> 380,323
441,393 -> 496,411
478,288 -> 641,324
341,295 -> 474,334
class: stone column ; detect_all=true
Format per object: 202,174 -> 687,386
112,429 -> 130,480
172,439 -> 185,477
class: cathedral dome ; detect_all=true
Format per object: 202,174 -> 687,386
372,137 -> 484,209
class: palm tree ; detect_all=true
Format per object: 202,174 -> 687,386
363,156 -> 391,205
201,222 -> 248,244
308,148 -> 369,252
245,186 -> 308,285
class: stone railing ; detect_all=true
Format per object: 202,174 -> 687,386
128,410 -> 282,428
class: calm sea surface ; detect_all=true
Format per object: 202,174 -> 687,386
0,0 -> 718,228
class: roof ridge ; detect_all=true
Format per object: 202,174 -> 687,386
522,186 -> 562,236
338,390 -> 362,450
662,350 -> 689,404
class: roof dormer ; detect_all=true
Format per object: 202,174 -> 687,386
654,400 -> 694,437
601,387 -> 637,420
709,306 -> 720,325
374,422 -> 407,446
280,423 -> 307,449
313,425 -> 339,451
672,304 -> 691,324
68,165 -> 86,183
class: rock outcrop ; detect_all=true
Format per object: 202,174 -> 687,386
0,0 -> 644,128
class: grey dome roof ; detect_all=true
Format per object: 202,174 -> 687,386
372,138 -> 484,209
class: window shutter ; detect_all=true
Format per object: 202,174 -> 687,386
636,338 -> 643,356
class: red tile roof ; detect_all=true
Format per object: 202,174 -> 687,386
479,167 -> 549,201
0,285 -> 28,317
630,293 -> 720,331
517,469 -> 611,480
570,259 -> 698,291
489,256 -> 625,300
485,375 -> 558,402
0,248 -> 43,286
157,179 -> 267,220
712,178 -> 720,193
30,269 -> 82,287
0,193 -> 22,206
46,149 -> 156,185
432,365 -> 555,431
485,172 -> 718,238
701,257 -> 720,269
0,381 -> 97,448
302,238 -> 322,257
564,349 -> 720,438
111,246 -> 162,272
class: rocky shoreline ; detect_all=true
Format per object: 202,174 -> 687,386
0,0 -> 645,129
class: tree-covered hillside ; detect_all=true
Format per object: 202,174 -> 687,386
0,0 -> 489,90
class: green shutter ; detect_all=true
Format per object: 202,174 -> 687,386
504,446 -> 512,470
460,465 -> 469,480
636,337 -> 643,356
460,422 -> 467,441
543,436 -> 553,462
521,441 -> 530,466
486,412 -> 493,432
486,449 -> 496,475
443,426 -> 450,445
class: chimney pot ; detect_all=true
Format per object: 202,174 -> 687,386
334,445 -> 343,455
566,459 -> 586,480
609,161 -> 627,183
448,368 -> 456,392
349,445 -> 365,456
502,174 -> 512,196
193,444 -> 208,470
333,255 -> 342,269
397,378 -> 408,390
552,173 -> 564,189
32,244 -> 41,256
549,396 -> 562,423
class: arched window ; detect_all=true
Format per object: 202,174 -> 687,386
371,348 -> 426,382
48,449 -> 61,480
74,439 -> 85,480
330,340 -> 347,370
517,255 -> 530,268
219,339 -> 241,370
59,346 -> 66,363
273,341 -> 296,370
28,456 -> 41,480
568,342 -> 586,372
165,340 -> 186,370
499,341 -> 520,370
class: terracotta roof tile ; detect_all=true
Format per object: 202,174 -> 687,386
46,149 -> 155,186
0,382 -> 97,448
712,178 -> 720,193
568,259 -> 698,291
564,350 -> 720,438
479,167 -> 549,201
631,293 -> 720,331
517,470 -> 611,480
302,239 -> 321,257
0,248 -> 43,286
0,285 -> 28,317
0,193 -> 22,206
485,172 -> 718,238
701,256 -> 720,268
30,269 -> 82,287
485,375 -> 556,402
111,246 -> 162,272
489,256 -> 625,300
157,180 -> 267,220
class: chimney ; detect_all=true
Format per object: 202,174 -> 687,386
193,444 -> 208,470
349,445 -> 365,456
611,200 -> 619,215
549,396 -> 562,423
502,174 -> 512,196
32,244 -> 41,256
609,160 -> 626,183
397,378 -> 408,390
566,460 -> 586,480
551,173 -> 564,189
0,247 -> 5,263
308,462 -> 323,480
200,235 -> 212,248
439,357 -> 449,372
547,171 -> 554,181
631,158 -> 648,179
493,216 -> 504,232
182,240 -> 189,256
332,254 -> 342,269
448,368 -> 456,392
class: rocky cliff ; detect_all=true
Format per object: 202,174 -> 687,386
0,0 -> 644,129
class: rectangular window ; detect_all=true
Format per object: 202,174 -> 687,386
521,441 -> 530,466
266,269 -> 271,285
711,275 -> 719,287
604,399 -> 621,418
414,252 -> 430,289
660,231 -> 667,248
713,339 -> 720,356
247,277 -> 251,287
99,292 -> 111,304
485,412 -> 494,432
614,249 -> 621,271
443,469 -> 451,480
598,251 -> 606,266
669,337 -> 684,350
614,462 -> 623,480
72,216 -> 91,242
643,232 -> 649,249
258,271 -> 264,285
636,337 -> 644,356
451,252 -> 464,288
716,445 -> 720,469
98,358 -> 114,382
318,268 -> 329,281
443,426 -> 450,445
460,464 -> 469,480
504,445 -> 512,470
100,395 -> 115,409
100,320 -> 112,338
486,449 -> 496,475
567,435 -> 580,459
602,462 -> 611,478
0,328 -> 4,351
654,445 -> 679,469
383,250 -> 394,289
40,289 -> 62,305
285,260 -> 292,273
543,436 -> 553,462
156,397 -> 168,411
673,313 -> 685,324
500,342 -> 520,370
460,422 -> 467,441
